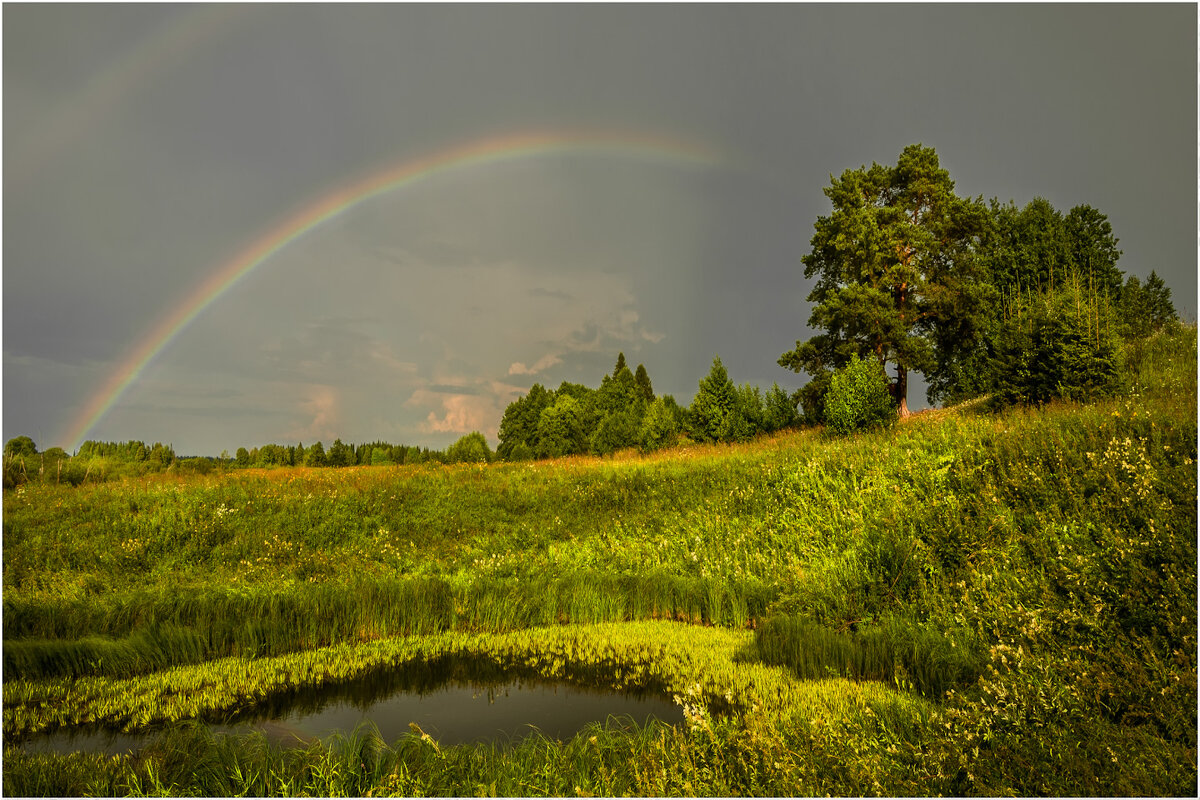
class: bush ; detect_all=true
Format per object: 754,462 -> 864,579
638,396 -> 681,453
446,432 -> 492,464
824,354 -> 895,434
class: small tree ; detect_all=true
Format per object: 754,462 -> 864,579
634,363 -> 655,402
4,436 -> 37,458
497,383 -> 553,460
304,441 -> 327,467
638,395 -> 681,453
690,356 -> 741,443
991,281 -> 1124,408
762,382 -> 798,432
446,431 -> 492,463
825,354 -> 896,435
535,395 -> 587,459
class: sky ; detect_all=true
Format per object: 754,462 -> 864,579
3,3 -> 1196,457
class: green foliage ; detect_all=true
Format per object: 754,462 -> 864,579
1065,203 -> 1124,298
735,383 -> 764,438
327,439 -> 354,467
824,354 -> 895,434
634,363 -> 655,402
3,326 -> 1195,796
446,431 -> 492,464
638,396 -> 682,453
1120,270 -> 1179,339
497,383 -> 553,460
304,441 -> 327,467
761,382 -> 798,432
780,144 -> 991,415
536,395 -> 587,458
590,407 -> 642,455
991,279 -> 1124,408
755,614 -> 981,699
5,439 -> 177,488
591,364 -> 646,454
689,356 -> 743,443
5,435 -> 38,458
794,368 -> 832,425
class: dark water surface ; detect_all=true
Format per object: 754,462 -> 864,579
19,658 -> 683,755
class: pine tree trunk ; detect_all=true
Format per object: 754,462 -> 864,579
896,364 -> 910,418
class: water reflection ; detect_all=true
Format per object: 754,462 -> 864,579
18,655 -> 683,755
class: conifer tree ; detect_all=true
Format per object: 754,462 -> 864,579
780,144 -> 990,417
634,363 -> 654,402
690,356 -> 741,442
614,352 -> 627,376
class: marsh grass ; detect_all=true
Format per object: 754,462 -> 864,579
4,571 -> 771,681
753,614 -> 981,698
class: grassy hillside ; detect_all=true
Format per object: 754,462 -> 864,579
2,325 -> 1195,795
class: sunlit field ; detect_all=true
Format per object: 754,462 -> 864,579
3,326 -> 1195,796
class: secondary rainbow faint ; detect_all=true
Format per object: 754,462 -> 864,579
59,128 -> 723,452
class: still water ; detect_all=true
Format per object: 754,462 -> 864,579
19,658 -> 683,755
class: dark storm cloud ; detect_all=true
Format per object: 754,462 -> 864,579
4,3 -> 1193,454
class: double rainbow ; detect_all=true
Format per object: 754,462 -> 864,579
60,129 -> 722,451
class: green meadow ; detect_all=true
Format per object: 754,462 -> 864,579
2,326 -> 1196,796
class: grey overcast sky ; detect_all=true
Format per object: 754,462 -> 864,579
4,3 -> 1196,456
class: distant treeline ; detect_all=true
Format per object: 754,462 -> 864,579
2,438 -> 179,488
496,352 -> 796,461
226,439 -> 469,470
1,435 -> 490,488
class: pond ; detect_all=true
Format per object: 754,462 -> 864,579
17,655 -> 685,755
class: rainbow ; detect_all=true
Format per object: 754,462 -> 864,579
60,129 -> 722,451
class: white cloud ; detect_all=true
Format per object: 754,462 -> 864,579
418,393 -> 496,437
508,352 -> 563,376
285,384 -> 340,443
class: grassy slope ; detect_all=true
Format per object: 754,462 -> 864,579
2,325 -> 1196,795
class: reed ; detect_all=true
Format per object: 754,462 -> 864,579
753,614 -> 981,698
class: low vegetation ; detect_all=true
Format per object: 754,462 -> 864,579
3,324 -> 1195,796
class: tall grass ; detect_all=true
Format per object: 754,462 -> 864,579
4,571 -> 773,681
2,325 -> 1195,795
753,614 -> 981,698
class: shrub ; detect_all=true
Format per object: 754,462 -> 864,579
824,354 -> 895,434
638,396 -> 681,453
446,432 -> 492,464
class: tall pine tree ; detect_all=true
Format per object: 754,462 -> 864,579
780,144 -> 989,416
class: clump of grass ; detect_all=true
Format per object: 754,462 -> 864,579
753,614 -> 981,698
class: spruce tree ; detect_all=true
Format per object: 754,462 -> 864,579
690,356 -> 740,442
634,363 -> 654,402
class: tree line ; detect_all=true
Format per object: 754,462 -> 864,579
780,143 -> 1179,429
1,433 -> 496,488
496,352 -> 797,460
225,439 -> 475,470
4,144 -> 1183,481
